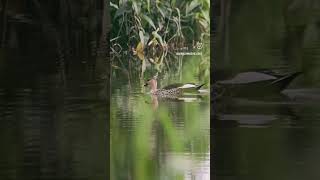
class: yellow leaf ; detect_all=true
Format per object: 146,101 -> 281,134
136,42 -> 145,61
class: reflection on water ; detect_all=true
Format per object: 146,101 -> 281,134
214,89 -> 320,179
214,0 -> 320,179
0,73 -> 108,179
111,63 -> 210,179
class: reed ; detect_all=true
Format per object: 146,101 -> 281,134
110,0 -> 210,77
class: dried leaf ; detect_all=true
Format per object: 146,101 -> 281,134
136,42 -> 145,61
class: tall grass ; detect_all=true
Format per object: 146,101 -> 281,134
110,0 -> 210,78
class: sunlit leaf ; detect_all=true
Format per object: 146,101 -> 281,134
110,2 -> 119,9
201,10 -> 210,24
199,18 -> 209,30
152,31 -> 165,47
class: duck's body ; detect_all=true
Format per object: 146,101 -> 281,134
216,71 -> 302,97
145,78 -> 205,98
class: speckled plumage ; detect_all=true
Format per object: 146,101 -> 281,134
145,77 -> 205,98
151,88 -> 183,97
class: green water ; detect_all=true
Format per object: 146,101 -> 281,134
110,56 -> 210,180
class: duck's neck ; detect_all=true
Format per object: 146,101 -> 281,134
150,79 -> 157,93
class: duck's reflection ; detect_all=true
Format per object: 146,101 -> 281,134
151,95 -> 159,110
149,94 -> 207,111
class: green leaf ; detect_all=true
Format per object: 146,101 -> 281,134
156,5 -> 165,18
171,0 -> 176,7
139,30 -> 145,45
110,2 -> 118,9
132,0 -> 141,15
147,0 -> 150,12
186,0 -> 201,15
175,8 -> 181,20
201,10 -> 210,24
142,14 -> 156,30
114,5 -> 129,19
141,58 -> 146,76
152,31 -> 164,47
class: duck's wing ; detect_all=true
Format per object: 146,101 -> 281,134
162,83 -> 205,90
217,72 -> 277,84
162,83 -> 184,90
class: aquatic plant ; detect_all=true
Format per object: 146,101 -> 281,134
110,0 -> 210,77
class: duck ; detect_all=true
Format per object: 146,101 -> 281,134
144,76 -> 205,98
215,70 -> 302,97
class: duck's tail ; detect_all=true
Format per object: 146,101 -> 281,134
270,71 -> 303,91
196,83 -> 206,90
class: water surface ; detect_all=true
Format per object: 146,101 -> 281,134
0,68 -> 108,180
214,1 -> 320,179
111,57 -> 210,180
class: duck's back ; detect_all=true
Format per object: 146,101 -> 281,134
162,83 -> 184,90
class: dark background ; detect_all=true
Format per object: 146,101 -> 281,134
213,0 -> 320,180
0,0 -> 109,179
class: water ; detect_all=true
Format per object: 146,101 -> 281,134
110,60 -> 210,180
213,90 -> 320,180
0,71 -> 108,179
214,1 -> 320,179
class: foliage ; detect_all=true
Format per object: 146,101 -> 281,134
110,0 -> 210,78
111,0 -> 209,49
